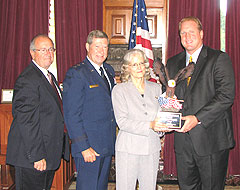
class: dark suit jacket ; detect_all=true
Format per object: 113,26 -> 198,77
6,61 -> 69,170
166,46 -> 235,156
62,58 -> 116,158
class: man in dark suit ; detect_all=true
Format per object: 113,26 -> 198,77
6,34 -> 69,190
63,30 -> 116,190
166,16 -> 235,190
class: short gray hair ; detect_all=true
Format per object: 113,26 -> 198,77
30,34 -> 54,50
120,49 -> 150,83
87,30 -> 109,45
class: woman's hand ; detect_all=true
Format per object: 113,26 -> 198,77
150,119 -> 173,133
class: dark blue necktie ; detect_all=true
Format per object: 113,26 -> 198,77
99,67 -> 110,92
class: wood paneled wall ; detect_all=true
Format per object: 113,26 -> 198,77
103,0 -> 167,46
0,104 -> 74,190
0,104 -> 14,190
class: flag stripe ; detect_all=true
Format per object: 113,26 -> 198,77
136,27 -> 151,40
136,36 -> 152,50
128,0 -> 156,76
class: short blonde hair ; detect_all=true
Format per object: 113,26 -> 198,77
179,16 -> 203,33
120,49 -> 150,83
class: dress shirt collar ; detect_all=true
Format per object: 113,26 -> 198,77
32,60 -> 50,82
87,56 -> 112,89
186,45 -> 203,66
87,56 -> 104,75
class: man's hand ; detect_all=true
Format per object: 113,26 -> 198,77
34,159 -> 46,171
176,115 -> 199,133
81,147 -> 100,162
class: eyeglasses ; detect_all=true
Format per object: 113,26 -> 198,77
129,62 -> 145,69
33,47 -> 55,54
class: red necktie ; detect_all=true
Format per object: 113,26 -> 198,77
47,71 -> 62,105
47,71 -> 67,132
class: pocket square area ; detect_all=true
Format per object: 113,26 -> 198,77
89,84 -> 99,88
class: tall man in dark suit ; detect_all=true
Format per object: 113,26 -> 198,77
166,16 -> 235,190
6,34 -> 69,190
63,30 -> 116,190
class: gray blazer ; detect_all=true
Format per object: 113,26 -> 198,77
112,80 -> 163,155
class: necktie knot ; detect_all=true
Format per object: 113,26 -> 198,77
99,67 -> 104,78
189,56 -> 193,63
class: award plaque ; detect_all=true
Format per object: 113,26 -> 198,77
153,58 -> 195,131
156,111 -> 182,129
1,89 -> 13,103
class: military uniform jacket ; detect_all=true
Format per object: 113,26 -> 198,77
63,58 -> 116,158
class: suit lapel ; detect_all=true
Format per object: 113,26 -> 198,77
30,62 -> 62,112
103,64 -> 115,90
51,73 -> 63,98
175,56 -> 188,100
50,73 -> 64,111
184,46 -> 208,100
178,56 -> 187,72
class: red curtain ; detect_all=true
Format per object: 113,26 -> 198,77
55,0 -> 103,82
0,0 -> 49,99
226,0 -> 240,175
167,0 -> 220,59
164,0 -> 220,176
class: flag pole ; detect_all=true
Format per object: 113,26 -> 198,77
136,0 -> 138,45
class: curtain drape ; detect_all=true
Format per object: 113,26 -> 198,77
164,0 -> 220,176
0,0 -> 49,99
226,0 -> 240,175
55,0 -> 103,82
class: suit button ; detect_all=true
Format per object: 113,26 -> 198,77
27,152 -> 31,159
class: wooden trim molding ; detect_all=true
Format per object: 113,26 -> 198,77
0,104 -> 74,190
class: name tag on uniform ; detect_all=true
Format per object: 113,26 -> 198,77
89,84 -> 99,88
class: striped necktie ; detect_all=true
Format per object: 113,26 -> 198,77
47,71 -> 67,132
47,71 -> 62,102
187,56 -> 192,86
99,67 -> 110,93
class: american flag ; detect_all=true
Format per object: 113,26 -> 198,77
158,96 -> 183,110
128,0 -> 156,80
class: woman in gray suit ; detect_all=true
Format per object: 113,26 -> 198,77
112,49 -> 167,190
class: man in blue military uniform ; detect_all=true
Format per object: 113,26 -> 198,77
63,30 -> 116,190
